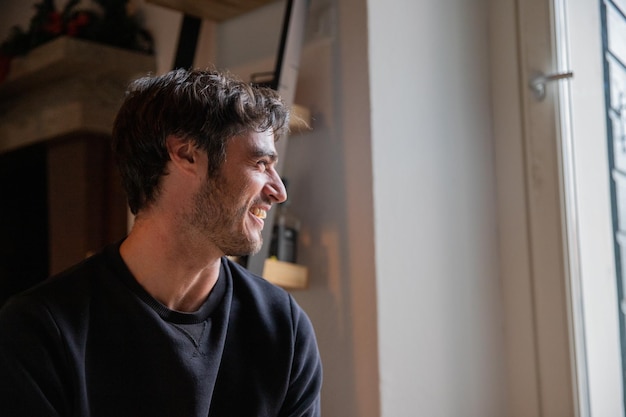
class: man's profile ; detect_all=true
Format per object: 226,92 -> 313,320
0,68 -> 322,416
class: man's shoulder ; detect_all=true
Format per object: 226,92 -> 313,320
223,257 -> 313,334
0,249 -> 111,322
225,257 -> 292,302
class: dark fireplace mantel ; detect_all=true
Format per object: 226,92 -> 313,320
0,36 -> 155,154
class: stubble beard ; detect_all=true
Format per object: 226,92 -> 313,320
190,175 -> 263,257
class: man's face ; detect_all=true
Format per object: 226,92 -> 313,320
189,129 -> 287,256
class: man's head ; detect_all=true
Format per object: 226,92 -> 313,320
112,68 -> 289,215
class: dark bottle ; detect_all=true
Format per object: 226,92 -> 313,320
269,197 -> 300,263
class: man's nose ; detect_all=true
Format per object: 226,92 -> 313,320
265,173 -> 287,204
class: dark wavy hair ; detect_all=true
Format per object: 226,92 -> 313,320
112,68 -> 290,215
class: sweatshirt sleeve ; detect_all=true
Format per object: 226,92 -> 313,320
278,296 -> 323,417
0,296 -> 70,417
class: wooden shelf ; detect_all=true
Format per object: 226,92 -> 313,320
262,258 -> 308,290
145,0 -> 280,21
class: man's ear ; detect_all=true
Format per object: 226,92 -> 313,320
166,135 -> 198,171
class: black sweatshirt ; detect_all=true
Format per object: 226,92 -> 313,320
0,242 -> 322,416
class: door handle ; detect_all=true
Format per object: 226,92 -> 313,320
529,71 -> 574,101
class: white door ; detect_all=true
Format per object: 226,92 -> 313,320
491,0 -> 624,416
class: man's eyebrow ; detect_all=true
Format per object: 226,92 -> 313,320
251,147 -> 278,161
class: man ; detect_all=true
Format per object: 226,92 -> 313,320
0,68 -> 322,416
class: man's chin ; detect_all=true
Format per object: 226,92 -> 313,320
224,240 -> 263,258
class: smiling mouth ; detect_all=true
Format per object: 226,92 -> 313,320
251,207 -> 267,219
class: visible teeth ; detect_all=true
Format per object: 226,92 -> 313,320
251,208 -> 267,219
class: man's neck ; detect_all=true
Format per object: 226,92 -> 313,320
119,216 -> 222,313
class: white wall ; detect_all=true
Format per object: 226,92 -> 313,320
366,0 -> 506,416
